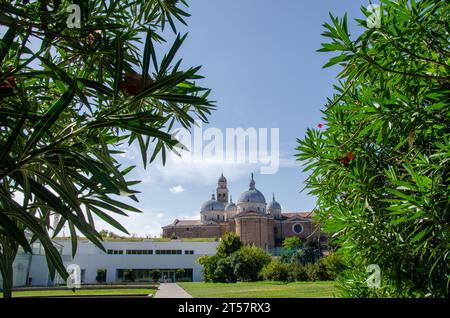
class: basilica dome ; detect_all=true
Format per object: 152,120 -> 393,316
268,194 -> 281,210
200,194 -> 225,213
225,196 -> 237,212
268,193 -> 282,219
237,189 -> 266,204
218,173 -> 227,183
237,174 -> 266,204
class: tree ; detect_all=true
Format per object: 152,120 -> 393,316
197,254 -> 217,283
282,236 -> 302,250
197,233 -> 243,283
214,256 -> 237,283
216,232 -> 242,256
231,245 -> 271,282
0,0 -> 214,297
280,236 -> 321,264
296,0 -> 449,297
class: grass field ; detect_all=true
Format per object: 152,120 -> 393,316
178,281 -> 340,298
0,288 -> 156,298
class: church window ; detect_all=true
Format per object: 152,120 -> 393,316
292,223 -> 303,234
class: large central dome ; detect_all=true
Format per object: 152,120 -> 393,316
237,189 -> 266,204
237,173 -> 266,204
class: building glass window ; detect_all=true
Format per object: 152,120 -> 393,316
155,249 -> 182,255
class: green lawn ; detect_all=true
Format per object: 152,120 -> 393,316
1,288 -> 156,298
178,281 -> 340,298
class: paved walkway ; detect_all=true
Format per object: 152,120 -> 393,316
154,283 -> 193,298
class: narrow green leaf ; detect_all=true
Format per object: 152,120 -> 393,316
24,82 -> 77,153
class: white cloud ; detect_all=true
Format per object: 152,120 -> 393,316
91,208 -> 202,238
138,152 -> 297,187
114,136 -> 298,187
92,208 -> 165,237
169,185 -> 185,194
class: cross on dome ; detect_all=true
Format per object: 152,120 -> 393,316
249,173 -> 255,189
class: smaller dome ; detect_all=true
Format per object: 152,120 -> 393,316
225,196 -> 237,212
218,173 -> 227,183
200,194 -> 225,213
268,193 -> 281,210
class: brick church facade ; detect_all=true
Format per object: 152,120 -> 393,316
162,174 -> 326,250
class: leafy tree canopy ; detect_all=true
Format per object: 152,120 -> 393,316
282,236 -> 303,250
0,0 -> 213,297
216,232 -> 243,256
296,0 -> 449,297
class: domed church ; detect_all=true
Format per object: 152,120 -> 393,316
162,174 -> 326,251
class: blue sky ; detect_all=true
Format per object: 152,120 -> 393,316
96,0 -> 369,237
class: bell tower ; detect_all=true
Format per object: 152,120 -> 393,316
216,173 -> 229,203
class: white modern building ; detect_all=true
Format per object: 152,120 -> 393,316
55,239 -> 219,284
0,240 -> 63,288
3,239 -> 218,288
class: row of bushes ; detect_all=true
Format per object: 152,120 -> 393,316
261,253 -> 345,282
198,233 -> 345,283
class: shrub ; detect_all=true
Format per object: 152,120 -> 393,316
261,260 -> 290,282
288,263 -> 309,282
176,269 -> 186,281
231,245 -> 272,282
318,253 -> 346,280
217,232 -> 243,256
197,254 -> 237,283
151,270 -> 161,282
304,263 -> 319,281
95,269 -> 107,283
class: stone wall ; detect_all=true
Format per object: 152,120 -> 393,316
163,225 -> 223,238
163,215 -> 323,249
234,213 -> 274,249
